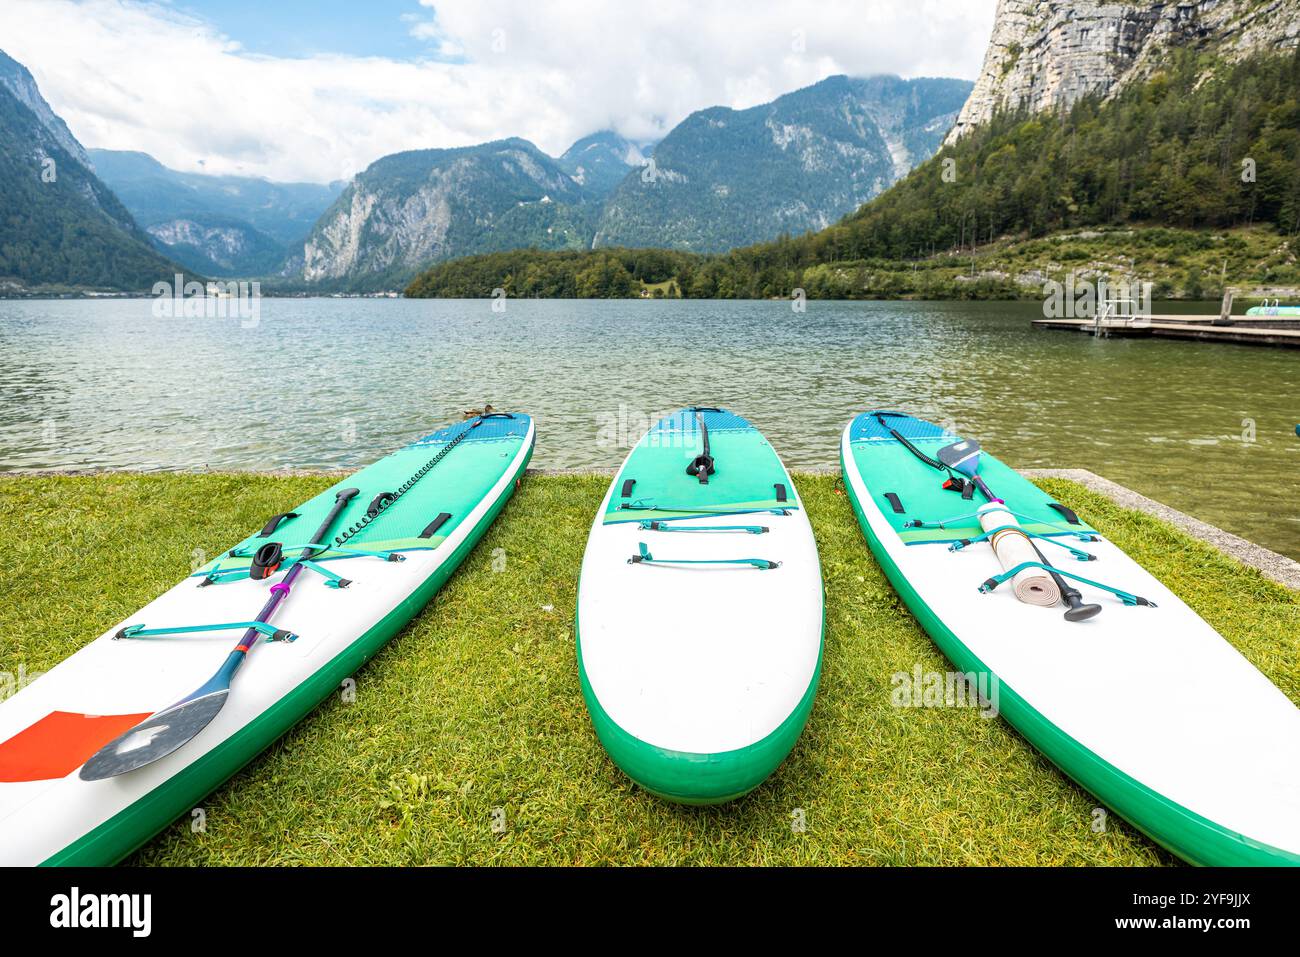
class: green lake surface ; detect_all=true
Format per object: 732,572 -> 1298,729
1,297 -> 1296,559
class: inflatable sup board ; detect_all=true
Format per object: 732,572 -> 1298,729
841,410 -> 1300,865
0,412 -> 534,865
576,407 -> 823,804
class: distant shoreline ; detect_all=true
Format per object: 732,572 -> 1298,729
0,291 -> 1278,310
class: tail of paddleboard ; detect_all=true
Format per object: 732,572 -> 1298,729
576,408 -> 823,804
841,410 -> 1300,866
0,413 -> 535,866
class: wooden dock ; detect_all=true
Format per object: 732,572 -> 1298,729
1032,313 -> 1300,348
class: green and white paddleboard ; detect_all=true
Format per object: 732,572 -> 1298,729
0,413 -> 534,865
577,408 -> 823,804
842,410 -> 1300,866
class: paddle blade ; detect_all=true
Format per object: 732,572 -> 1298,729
78,690 -> 228,781
937,439 -> 982,478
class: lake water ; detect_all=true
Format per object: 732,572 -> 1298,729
1,297 -> 1297,559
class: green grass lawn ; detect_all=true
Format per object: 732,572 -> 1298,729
1,473 -> 1296,865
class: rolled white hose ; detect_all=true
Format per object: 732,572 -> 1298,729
977,502 -> 1060,607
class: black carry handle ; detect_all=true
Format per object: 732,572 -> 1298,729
367,491 -> 396,518
1048,502 -> 1082,525
419,512 -> 453,539
258,512 -> 298,537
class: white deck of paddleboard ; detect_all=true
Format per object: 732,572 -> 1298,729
842,422 -> 1300,857
578,465 -> 823,755
0,421 -> 533,866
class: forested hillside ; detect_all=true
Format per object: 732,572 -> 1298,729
0,51 -> 185,292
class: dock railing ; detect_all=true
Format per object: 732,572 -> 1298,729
1093,296 -> 1150,337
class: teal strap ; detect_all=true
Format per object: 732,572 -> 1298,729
330,545 -> 407,561
199,566 -> 260,585
297,559 -> 351,588
619,501 -> 792,518
638,520 -> 768,534
947,525 -> 1096,561
227,541 -> 406,561
629,542 -> 779,570
116,620 -> 298,642
194,544 -> 413,584
978,562 -> 1157,607
200,548 -> 237,583
197,558 -> 352,588
907,509 -> 1091,535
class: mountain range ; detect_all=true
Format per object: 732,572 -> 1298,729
0,44 -> 971,293
88,150 -> 343,277
293,74 -> 970,289
406,0 -> 1300,303
593,75 -> 971,252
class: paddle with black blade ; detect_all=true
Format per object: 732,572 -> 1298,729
80,486 -> 361,781
937,438 -> 1102,623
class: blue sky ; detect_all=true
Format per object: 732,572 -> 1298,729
0,0 -> 998,183
175,0 -> 438,59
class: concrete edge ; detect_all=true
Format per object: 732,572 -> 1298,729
1022,468 -> 1300,591
4,466 -> 1296,590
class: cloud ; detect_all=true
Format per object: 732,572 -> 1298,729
0,0 -> 996,183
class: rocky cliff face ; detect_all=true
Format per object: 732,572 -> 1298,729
145,218 -> 284,276
948,0 -> 1300,142
0,49 -> 92,168
296,138 -> 586,288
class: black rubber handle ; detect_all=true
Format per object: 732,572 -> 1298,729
258,512 -> 298,538
367,491 -> 396,518
1062,590 -> 1103,622
1030,541 -> 1101,623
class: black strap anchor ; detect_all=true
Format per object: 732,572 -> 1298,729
685,408 -> 716,485
248,542 -> 284,581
